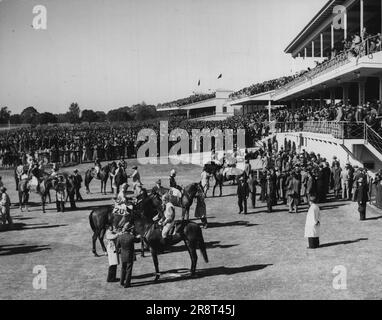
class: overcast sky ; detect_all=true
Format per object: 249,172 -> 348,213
0,0 -> 326,114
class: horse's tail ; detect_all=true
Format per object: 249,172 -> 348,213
89,211 -> 97,233
197,227 -> 209,263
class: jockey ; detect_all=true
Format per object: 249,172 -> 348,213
16,160 -> 25,181
200,168 -> 210,195
94,159 -> 101,178
152,179 -> 165,197
131,166 -> 142,193
169,169 -> 182,198
114,183 -> 130,216
134,182 -> 147,204
115,160 -> 125,176
159,194 -> 176,240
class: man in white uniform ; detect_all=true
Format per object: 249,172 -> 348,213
304,196 -> 321,249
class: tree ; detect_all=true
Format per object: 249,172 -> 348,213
37,112 -> 57,124
20,106 -> 39,124
81,109 -> 98,123
0,106 -> 11,124
10,114 -> 22,124
133,103 -> 158,121
95,111 -> 107,122
67,102 -> 81,123
57,113 -> 70,123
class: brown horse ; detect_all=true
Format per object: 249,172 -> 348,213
128,192 -> 209,281
84,162 -> 116,195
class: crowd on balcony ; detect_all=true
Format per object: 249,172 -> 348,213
157,93 -> 216,110
229,75 -> 299,100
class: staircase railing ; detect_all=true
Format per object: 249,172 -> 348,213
365,124 -> 382,156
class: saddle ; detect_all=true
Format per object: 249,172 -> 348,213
27,176 -> 39,192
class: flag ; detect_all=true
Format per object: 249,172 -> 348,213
217,74 -> 222,79
198,79 -> 200,86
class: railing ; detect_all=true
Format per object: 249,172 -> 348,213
273,121 -> 365,140
365,124 -> 382,156
275,35 -> 382,96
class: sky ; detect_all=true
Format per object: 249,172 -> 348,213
0,0 -> 327,114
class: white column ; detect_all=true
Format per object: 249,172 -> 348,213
344,10 -> 348,39
360,0 -> 364,39
331,24 -> 334,49
379,75 -> 382,101
312,41 -> 315,57
320,33 -> 324,57
268,100 -> 272,122
304,48 -> 307,58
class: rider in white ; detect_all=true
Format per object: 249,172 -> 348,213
94,159 -> 101,178
159,194 -> 176,239
114,183 -> 130,216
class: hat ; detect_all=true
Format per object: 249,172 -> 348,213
0,187 -> 6,193
156,179 -> 161,184
74,169 -> 78,173
132,166 -> 138,170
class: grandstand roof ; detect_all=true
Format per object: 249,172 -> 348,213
230,90 -> 275,106
285,0 -> 347,55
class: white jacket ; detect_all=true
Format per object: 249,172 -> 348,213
304,203 -> 321,238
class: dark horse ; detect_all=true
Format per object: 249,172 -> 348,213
88,193 -> 162,256
110,165 -> 128,194
18,173 -> 55,213
130,193 -> 209,280
84,162 -> 116,195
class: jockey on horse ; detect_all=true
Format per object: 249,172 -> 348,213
95,159 -> 102,178
169,169 -> 182,198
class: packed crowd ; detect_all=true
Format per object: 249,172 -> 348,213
157,93 -> 216,110
238,136 -> 382,217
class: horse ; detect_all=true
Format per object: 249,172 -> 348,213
84,162 -> 115,195
162,182 -> 206,223
110,165 -> 128,194
18,173 -> 55,213
204,163 -> 237,194
129,193 -> 209,281
88,192 -> 162,257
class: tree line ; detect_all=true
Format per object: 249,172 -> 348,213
0,102 -> 159,125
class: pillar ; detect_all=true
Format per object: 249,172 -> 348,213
330,88 -> 336,105
312,41 -> 315,58
344,10 -> 348,40
358,80 -> 366,105
331,24 -> 334,49
268,100 -> 272,122
320,33 -> 324,58
187,110 -> 190,118
360,0 -> 364,39
342,84 -> 350,104
379,75 -> 382,101
319,93 -> 324,108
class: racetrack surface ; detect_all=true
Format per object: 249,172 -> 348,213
1,160 -> 382,300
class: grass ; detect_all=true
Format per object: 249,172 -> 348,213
1,159 -> 382,299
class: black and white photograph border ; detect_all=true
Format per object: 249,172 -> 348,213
1,0 -> 382,303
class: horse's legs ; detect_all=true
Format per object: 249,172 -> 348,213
99,228 -> 107,254
41,194 -> 46,213
92,231 -> 99,256
18,191 -> 23,212
182,207 -> 190,221
141,239 -> 145,257
151,248 -> 160,281
185,240 -> 198,276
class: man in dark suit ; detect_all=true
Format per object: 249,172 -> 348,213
237,176 -> 249,215
116,225 -> 135,288
248,171 -> 258,209
73,169 -> 83,201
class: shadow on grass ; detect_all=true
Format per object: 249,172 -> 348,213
1,223 -> 68,232
319,238 -> 368,248
365,215 -> 382,221
0,243 -> 51,256
207,221 -> 259,229
160,241 -> 239,255
131,264 -> 272,286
